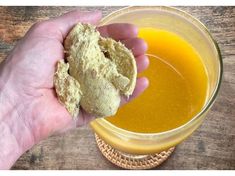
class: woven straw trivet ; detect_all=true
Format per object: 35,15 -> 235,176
95,134 -> 175,169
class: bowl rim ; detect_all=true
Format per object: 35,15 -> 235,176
95,6 -> 223,137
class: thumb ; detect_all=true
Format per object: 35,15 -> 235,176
51,10 -> 102,39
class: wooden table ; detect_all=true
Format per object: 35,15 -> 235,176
0,6 -> 234,170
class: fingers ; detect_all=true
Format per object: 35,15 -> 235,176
121,38 -> 148,57
121,77 -> 149,106
51,10 -> 102,39
136,55 -> 149,72
121,38 -> 149,72
99,23 -> 149,106
98,23 -> 138,40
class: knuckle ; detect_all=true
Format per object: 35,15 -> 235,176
31,21 -> 52,33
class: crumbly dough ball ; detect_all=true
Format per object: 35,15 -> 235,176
54,23 -> 137,118
54,60 -> 82,117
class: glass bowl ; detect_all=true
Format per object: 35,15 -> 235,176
90,6 -> 223,154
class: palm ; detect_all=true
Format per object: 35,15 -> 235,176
8,30 -> 74,137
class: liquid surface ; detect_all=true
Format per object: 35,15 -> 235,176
105,28 -> 208,133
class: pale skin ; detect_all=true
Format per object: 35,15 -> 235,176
0,10 -> 149,169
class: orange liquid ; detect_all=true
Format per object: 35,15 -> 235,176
106,28 -> 208,133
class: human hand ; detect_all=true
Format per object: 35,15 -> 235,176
0,10 -> 149,169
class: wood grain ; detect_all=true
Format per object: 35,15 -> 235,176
0,6 -> 234,170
